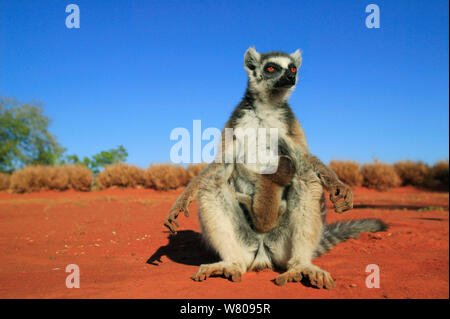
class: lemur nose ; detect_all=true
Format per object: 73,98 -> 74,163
287,72 -> 296,80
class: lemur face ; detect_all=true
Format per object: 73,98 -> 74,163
244,47 -> 302,101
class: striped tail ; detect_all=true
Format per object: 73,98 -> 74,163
313,219 -> 388,258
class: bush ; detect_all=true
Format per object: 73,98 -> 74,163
329,160 -> 363,187
0,172 -> 10,191
95,163 -> 145,190
144,164 -> 190,191
428,160 -> 449,190
66,165 -> 93,191
9,165 -> 92,193
94,163 -> 207,191
394,160 -> 431,187
10,165 -> 49,193
361,161 -> 401,191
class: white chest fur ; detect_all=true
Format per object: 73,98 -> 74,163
233,102 -> 288,173
235,102 -> 288,135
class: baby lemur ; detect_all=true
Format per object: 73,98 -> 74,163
235,155 -> 295,233
164,47 -> 387,289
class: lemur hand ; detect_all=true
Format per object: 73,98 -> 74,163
329,182 -> 353,213
164,194 -> 191,234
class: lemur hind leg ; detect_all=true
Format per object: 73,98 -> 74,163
272,170 -> 335,289
192,165 -> 258,282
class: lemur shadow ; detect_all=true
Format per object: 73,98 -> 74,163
147,230 -> 220,266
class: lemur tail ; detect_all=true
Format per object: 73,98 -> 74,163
313,219 -> 388,258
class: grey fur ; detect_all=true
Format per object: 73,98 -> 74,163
314,219 -> 388,258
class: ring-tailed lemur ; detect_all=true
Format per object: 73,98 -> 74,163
164,47 -> 387,288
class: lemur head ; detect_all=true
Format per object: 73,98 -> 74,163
244,47 -> 302,104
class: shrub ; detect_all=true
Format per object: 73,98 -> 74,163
47,165 -> 70,190
66,165 -> 93,191
10,165 -> 49,193
144,164 -> 189,191
95,163 -> 145,190
361,161 -> 401,191
9,165 -> 92,193
394,160 -> 431,187
329,160 -> 363,187
0,172 -> 11,191
429,160 -> 449,190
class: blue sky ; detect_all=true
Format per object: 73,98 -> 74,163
1,0 -> 448,167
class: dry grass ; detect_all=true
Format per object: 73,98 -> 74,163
4,160 -> 446,193
94,163 -> 209,191
95,163 -> 146,190
361,161 -> 401,191
144,164 -> 190,191
394,161 -> 431,187
66,165 -> 93,191
10,165 -> 92,193
0,173 -> 11,191
10,166 -> 49,193
329,160 -> 363,187
429,160 -> 449,190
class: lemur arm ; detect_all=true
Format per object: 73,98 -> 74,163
303,152 -> 353,213
164,162 -> 222,233
164,126 -> 236,233
288,119 -> 353,213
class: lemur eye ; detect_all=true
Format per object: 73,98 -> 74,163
291,67 -> 297,73
267,66 -> 275,72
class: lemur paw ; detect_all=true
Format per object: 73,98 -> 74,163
192,262 -> 242,282
275,264 -> 335,289
164,196 -> 191,234
329,182 -> 353,213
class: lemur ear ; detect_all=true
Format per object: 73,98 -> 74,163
244,47 -> 261,71
290,49 -> 302,67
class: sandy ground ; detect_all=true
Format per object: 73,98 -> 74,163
0,186 -> 448,299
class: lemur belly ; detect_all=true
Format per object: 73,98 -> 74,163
230,106 -> 291,230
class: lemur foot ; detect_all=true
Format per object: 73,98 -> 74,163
192,262 -> 243,282
275,264 -> 335,289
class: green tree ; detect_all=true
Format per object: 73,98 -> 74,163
63,145 -> 128,174
0,97 -> 65,172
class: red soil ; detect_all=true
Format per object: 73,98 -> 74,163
0,186 -> 448,299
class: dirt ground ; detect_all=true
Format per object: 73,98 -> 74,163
0,186 -> 448,299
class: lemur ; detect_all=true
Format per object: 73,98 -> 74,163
234,155 -> 295,233
164,47 -> 387,289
